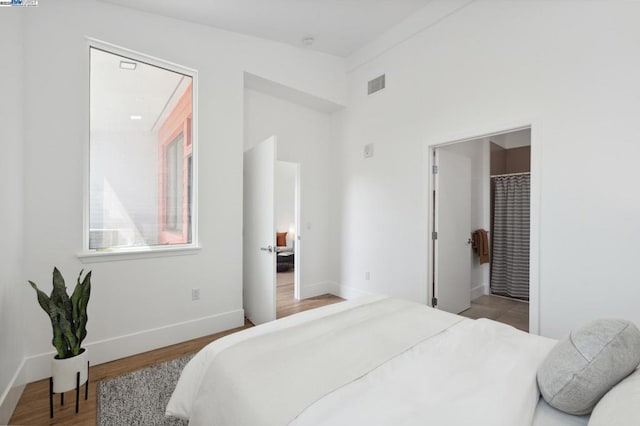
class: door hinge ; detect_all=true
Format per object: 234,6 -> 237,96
431,231 -> 438,240
431,297 -> 438,307
432,165 -> 438,174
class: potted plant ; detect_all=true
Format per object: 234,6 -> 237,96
29,267 -> 92,396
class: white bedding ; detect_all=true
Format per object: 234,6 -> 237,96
292,317 -> 556,426
167,297 -> 572,425
532,399 -> 590,426
167,296 -> 390,419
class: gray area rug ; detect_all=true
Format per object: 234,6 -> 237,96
97,354 -> 193,426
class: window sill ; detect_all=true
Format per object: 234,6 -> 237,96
77,244 -> 201,263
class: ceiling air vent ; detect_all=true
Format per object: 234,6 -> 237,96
367,74 -> 386,95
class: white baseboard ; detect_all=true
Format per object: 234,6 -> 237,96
0,359 -> 27,426
22,309 -> 245,385
299,281 -> 333,299
299,281 -> 376,301
330,283 -> 375,300
471,283 -> 489,301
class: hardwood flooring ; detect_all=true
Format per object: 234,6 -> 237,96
276,270 -> 294,287
10,279 -> 344,426
459,295 -> 529,332
276,271 -> 344,319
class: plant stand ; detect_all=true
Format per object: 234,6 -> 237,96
49,361 -> 89,418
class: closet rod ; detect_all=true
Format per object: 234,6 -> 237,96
490,171 -> 530,178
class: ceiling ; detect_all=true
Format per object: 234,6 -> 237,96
90,48 -> 190,133
98,0 -> 434,57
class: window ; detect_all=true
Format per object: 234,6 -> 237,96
87,43 -> 196,253
164,134 -> 184,232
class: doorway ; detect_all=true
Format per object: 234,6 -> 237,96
429,127 -> 533,332
242,136 -> 302,325
275,160 -> 301,313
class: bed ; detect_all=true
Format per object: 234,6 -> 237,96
167,296 -> 595,425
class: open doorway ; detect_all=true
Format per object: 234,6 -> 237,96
243,74 -> 344,324
275,161 -> 301,313
242,137 -> 302,325
429,128 -> 531,332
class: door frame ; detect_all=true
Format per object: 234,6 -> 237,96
426,121 -> 541,334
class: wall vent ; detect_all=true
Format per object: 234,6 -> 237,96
367,74 -> 386,95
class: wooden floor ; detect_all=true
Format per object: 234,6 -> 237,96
276,271 -> 344,319
9,279 -> 344,426
459,294 -> 529,332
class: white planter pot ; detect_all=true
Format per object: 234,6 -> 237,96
52,349 -> 88,393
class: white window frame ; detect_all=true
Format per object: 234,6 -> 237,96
79,38 -> 200,262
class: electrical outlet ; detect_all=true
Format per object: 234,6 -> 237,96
365,272 -> 370,281
192,288 -> 200,301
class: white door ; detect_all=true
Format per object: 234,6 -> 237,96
435,148 -> 472,314
243,136 -> 276,325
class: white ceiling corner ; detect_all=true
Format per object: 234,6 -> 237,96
96,0 -> 434,57
244,72 -> 344,113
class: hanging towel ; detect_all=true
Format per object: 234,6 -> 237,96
472,229 -> 490,264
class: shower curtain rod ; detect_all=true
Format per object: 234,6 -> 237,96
490,171 -> 530,178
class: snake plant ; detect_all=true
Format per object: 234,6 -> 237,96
28,268 -> 92,359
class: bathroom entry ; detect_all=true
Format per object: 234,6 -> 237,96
430,128 -> 531,331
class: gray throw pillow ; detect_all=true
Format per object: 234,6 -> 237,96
537,319 -> 640,415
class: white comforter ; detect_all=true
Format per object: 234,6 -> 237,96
167,296 -> 557,426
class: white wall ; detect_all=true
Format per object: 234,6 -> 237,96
244,89 -> 337,297
18,0 -> 345,384
0,11 -> 26,424
335,0 -> 640,338
440,139 -> 490,299
275,161 -> 296,246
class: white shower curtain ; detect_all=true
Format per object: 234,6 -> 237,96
490,174 -> 530,300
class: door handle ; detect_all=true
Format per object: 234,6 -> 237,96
260,245 -> 273,253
